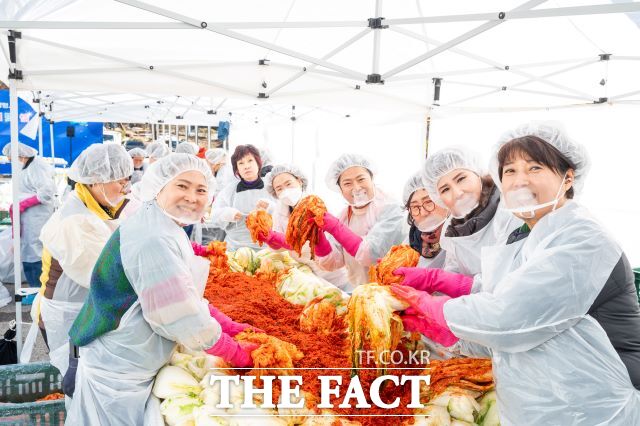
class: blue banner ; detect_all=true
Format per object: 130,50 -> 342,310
0,90 -> 103,174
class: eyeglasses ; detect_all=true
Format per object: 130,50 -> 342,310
409,200 -> 436,216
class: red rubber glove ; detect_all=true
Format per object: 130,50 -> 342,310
314,231 -> 333,257
205,332 -> 257,368
208,304 -> 262,337
321,212 -> 362,257
259,230 -> 293,251
391,285 -> 458,347
392,267 -> 473,298
18,195 -> 40,213
191,242 -> 209,257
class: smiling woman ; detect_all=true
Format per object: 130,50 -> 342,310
209,144 -> 276,250
66,153 -> 257,425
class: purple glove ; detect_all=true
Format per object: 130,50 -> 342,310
392,267 -> 473,298
314,231 -> 332,257
260,230 -> 293,251
321,212 -> 362,257
209,304 -> 261,337
391,285 -> 458,347
205,332 -> 257,368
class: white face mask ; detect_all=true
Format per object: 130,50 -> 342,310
279,187 -> 303,207
451,193 -> 479,219
157,199 -> 203,225
503,172 -> 568,219
349,188 -> 374,208
415,214 -> 448,233
101,184 -> 126,208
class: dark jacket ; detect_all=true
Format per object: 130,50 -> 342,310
508,227 -> 640,389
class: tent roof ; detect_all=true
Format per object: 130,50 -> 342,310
1,0 -> 640,119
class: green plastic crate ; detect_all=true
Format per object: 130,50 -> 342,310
0,362 -> 65,425
634,268 -> 640,304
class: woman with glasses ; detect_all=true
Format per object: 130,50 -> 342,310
37,143 -> 133,388
393,147 -> 521,298
401,172 -> 448,269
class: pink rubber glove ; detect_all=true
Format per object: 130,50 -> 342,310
208,304 -> 262,337
259,230 -> 293,251
392,267 -> 473,298
18,195 -> 40,213
391,285 -> 458,347
314,231 -> 332,257
321,212 -> 362,257
191,242 -> 209,257
205,332 -> 257,368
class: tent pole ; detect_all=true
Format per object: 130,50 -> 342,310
207,126 -> 211,148
37,111 -> 44,155
195,125 -> 198,146
8,32 -> 24,358
372,0 -> 383,75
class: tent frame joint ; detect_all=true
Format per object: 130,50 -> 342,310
599,53 -> 611,61
258,59 -> 270,66
257,92 -> 269,99
366,73 -> 384,84
368,17 -> 388,29
594,97 -> 608,104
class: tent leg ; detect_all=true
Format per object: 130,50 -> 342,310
9,67 -> 24,360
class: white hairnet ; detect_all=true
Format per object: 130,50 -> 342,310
325,153 -> 376,192
146,142 -> 170,159
490,121 -> 591,194
2,142 -> 38,158
422,146 -> 484,207
67,143 -> 133,184
264,164 -> 308,198
128,147 -> 147,158
204,148 -> 227,165
138,153 -> 216,203
175,142 -> 198,155
402,171 -> 427,206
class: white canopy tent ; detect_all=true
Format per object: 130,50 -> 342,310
1,0 -> 640,358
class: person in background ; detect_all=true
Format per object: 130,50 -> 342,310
401,171 -> 448,269
175,141 -> 198,156
390,123 -> 640,424
315,153 -> 404,291
146,142 -> 170,164
259,148 -> 274,177
66,154 -> 257,424
199,148 -> 233,244
37,143 -> 132,383
128,147 -> 147,184
210,144 -> 274,250
2,142 -> 57,289
204,148 -> 235,197
258,164 -> 348,288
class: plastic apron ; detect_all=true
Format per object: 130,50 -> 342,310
224,187 -> 271,251
67,253 -> 210,425
38,194 -> 119,376
17,158 -> 56,263
444,202 -> 640,425
417,249 -> 446,269
439,203 -> 521,277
